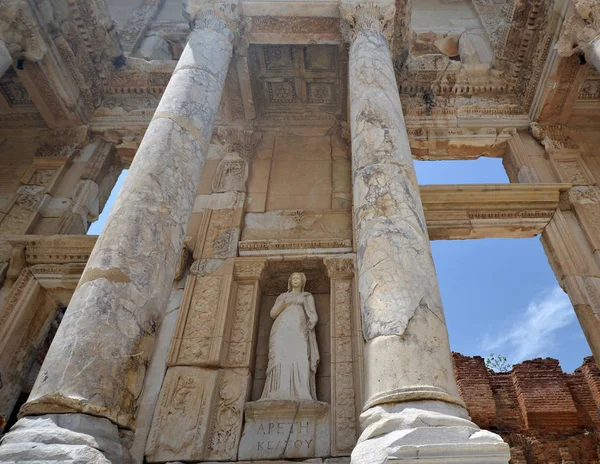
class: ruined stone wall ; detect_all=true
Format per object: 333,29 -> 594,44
453,353 -> 600,463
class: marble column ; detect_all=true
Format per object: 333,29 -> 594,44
0,41 -> 11,77
340,3 -> 509,463
586,36 -> 600,71
0,1 -> 240,462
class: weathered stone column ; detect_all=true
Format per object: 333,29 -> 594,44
0,1 -> 240,462
557,0 -> 600,72
0,41 -> 11,77
586,36 -> 600,71
340,3 -> 509,463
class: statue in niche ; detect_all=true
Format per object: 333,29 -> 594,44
260,272 -> 319,401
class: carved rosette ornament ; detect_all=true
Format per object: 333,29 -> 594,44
340,2 -> 396,44
0,0 -> 47,62
557,0 -> 600,71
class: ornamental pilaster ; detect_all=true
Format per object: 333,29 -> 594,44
557,0 -> 600,71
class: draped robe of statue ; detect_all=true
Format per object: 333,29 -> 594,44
260,274 -> 319,401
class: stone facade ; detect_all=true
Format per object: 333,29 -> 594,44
0,0 -> 600,462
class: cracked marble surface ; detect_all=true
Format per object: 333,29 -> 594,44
19,25 -> 234,430
348,21 -> 460,410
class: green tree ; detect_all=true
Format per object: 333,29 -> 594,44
485,353 -> 512,372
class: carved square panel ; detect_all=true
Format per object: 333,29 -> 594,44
249,44 -> 346,125
267,80 -> 298,103
307,81 -> 335,105
264,45 -> 294,71
0,78 -> 33,106
304,45 -> 336,73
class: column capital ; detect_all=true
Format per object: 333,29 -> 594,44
324,255 -> 355,279
0,0 -> 47,61
556,0 -> 600,58
216,127 -> 263,159
339,2 -> 396,44
183,0 -> 245,48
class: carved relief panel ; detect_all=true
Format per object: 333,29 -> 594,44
168,260 -> 235,367
146,366 -> 251,462
212,153 -> 248,193
148,258 -> 266,462
193,207 -> 244,260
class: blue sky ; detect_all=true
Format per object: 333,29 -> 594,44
414,158 -> 590,372
89,159 -> 591,372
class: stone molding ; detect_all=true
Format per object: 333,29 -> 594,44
422,183 -> 569,240
339,2 -> 396,44
530,123 -> 580,153
5,235 -> 96,265
0,0 -> 47,61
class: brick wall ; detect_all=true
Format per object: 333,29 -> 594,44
453,353 -> 600,464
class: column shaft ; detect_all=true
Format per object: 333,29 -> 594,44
0,41 -> 11,77
586,36 -> 600,72
19,20 -> 234,429
343,4 -> 509,462
348,9 -> 461,411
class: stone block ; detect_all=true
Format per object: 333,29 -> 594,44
248,159 -> 272,194
274,136 -> 331,161
239,400 -> 330,460
268,161 -> 332,196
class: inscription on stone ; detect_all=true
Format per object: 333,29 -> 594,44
238,400 -> 330,460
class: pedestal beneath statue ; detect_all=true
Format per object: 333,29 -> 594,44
238,400 -> 330,460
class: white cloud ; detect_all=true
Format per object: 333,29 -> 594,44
481,286 -> 575,364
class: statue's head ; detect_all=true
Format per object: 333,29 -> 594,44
287,272 -> 306,292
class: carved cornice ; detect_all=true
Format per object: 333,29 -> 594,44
34,126 -> 91,157
119,0 -> 166,55
530,122 -> 580,152
421,183 -> 570,240
5,235 -> 96,265
0,0 -> 47,61
557,0 -> 600,58
339,2 -> 396,44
